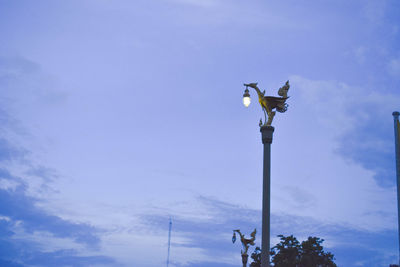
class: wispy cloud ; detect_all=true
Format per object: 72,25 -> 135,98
290,75 -> 400,187
0,57 -> 116,266
140,195 -> 397,266
0,139 -> 26,163
0,179 -> 117,266
0,144 -> 117,265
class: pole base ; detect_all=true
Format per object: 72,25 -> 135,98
260,126 -> 274,144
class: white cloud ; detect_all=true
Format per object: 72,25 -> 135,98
0,179 -> 19,191
270,75 -> 399,232
0,215 -> 11,221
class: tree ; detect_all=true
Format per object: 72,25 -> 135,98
271,235 -> 300,267
298,237 -> 336,267
249,246 -> 261,267
249,235 -> 337,267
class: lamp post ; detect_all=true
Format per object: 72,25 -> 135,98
393,111 -> 400,267
242,81 -> 290,267
232,229 -> 257,267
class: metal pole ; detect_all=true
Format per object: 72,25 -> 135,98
167,218 -> 172,267
260,126 -> 274,267
393,111 -> 400,266
242,254 -> 248,267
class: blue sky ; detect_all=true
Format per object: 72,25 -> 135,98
0,0 -> 400,266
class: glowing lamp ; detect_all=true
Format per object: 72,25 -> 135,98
243,88 -> 251,107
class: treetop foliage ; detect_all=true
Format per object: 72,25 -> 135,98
250,235 -> 337,267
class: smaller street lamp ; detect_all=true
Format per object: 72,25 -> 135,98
232,229 -> 257,267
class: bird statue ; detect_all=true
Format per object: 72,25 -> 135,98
244,81 -> 290,126
232,228 -> 257,255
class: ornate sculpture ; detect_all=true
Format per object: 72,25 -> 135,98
232,229 -> 257,267
243,81 -> 290,126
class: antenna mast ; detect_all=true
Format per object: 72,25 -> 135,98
167,217 -> 172,267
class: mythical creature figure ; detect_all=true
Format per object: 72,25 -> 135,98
232,228 -> 257,255
244,81 -> 290,126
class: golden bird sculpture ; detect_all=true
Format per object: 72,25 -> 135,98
232,228 -> 257,255
244,81 -> 290,126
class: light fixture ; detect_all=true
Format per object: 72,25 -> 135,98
243,88 -> 251,107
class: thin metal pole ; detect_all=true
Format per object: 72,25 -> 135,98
393,111 -> 400,266
260,126 -> 274,267
242,254 -> 248,267
167,217 -> 172,267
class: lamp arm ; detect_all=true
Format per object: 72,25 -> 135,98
244,83 -> 263,97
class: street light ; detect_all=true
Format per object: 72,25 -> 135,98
243,87 -> 251,107
232,229 -> 257,267
242,81 -> 290,267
